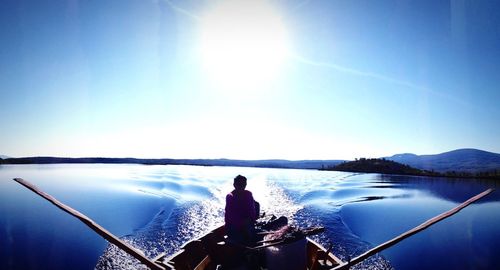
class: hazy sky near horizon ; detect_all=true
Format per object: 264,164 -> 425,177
1,0 -> 499,160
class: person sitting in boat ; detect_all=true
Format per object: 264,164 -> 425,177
225,175 -> 258,245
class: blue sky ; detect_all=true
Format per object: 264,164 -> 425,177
1,0 -> 499,160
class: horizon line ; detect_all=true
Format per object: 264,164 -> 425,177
1,148 -> 498,161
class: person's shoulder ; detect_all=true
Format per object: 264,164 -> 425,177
243,190 -> 253,197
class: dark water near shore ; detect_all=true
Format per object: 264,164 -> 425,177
1,164 -> 499,269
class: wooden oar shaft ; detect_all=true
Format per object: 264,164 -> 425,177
332,188 -> 494,270
13,178 -> 167,270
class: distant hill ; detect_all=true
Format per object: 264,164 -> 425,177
327,158 -> 427,175
327,157 -> 500,179
0,155 -> 11,159
386,148 -> 500,173
0,156 -> 344,170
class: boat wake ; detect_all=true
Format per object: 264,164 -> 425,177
95,172 -> 302,269
95,169 -> 393,270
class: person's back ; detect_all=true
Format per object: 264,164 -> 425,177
225,175 -> 257,245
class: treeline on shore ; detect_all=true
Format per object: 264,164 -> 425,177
324,158 -> 500,180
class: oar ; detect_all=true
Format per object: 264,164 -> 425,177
331,188 -> 494,270
13,178 -> 170,270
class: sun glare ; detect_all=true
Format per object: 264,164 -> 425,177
199,0 -> 290,92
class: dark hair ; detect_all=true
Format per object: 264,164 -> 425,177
234,175 -> 247,186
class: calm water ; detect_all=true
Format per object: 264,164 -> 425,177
1,164 -> 499,270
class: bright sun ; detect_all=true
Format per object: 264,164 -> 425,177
199,0 -> 290,91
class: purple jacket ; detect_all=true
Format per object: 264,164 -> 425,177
225,189 -> 256,229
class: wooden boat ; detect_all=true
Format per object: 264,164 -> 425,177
153,222 -> 343,270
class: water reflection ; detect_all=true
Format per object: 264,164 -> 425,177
340,174 -> 500,270
381,174 -> 500,203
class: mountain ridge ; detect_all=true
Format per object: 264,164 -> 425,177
385,148 -> 500,173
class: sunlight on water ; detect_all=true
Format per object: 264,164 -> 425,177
2,164 -> 499,270
95,167 -> 307,269
251,175 -> 303,220
93,167 -> 397,269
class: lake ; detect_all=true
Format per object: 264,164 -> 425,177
1,164 -> 499,270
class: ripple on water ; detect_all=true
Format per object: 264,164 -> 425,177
95,169 -> 394,270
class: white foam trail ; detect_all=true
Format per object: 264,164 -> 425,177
179,174 -> 303,240
178,184 -> 227,239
